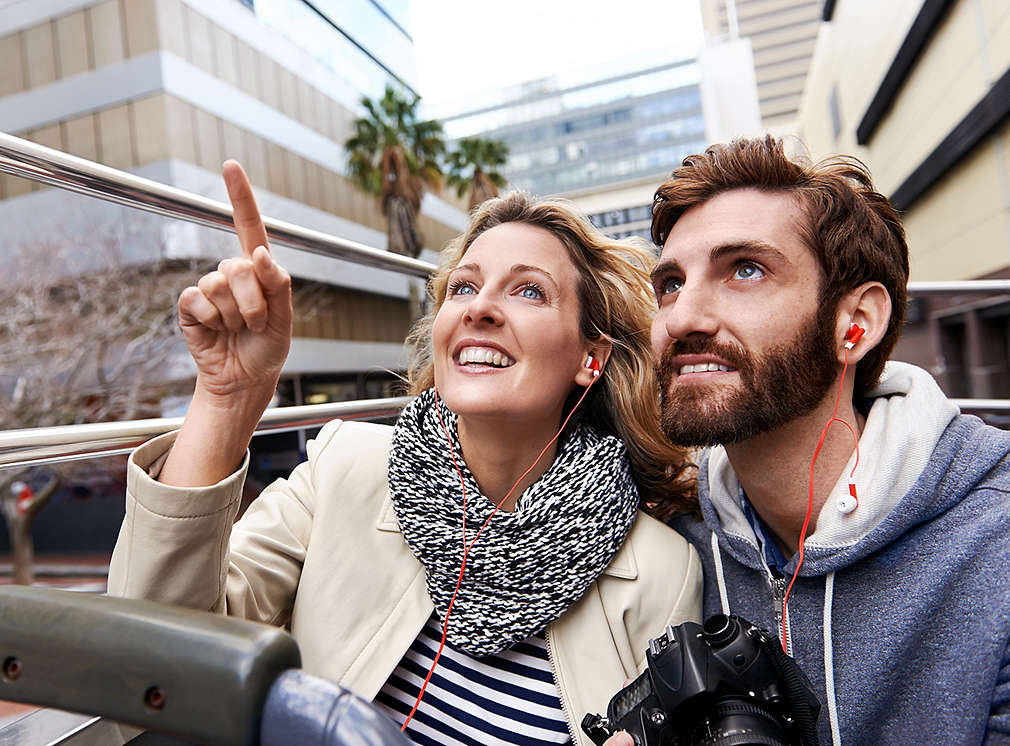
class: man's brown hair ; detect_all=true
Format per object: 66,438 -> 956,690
651,135 -> 909,397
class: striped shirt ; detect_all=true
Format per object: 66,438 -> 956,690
374,616 -> 572,745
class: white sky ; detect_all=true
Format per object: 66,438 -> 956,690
409,0 -> 704,111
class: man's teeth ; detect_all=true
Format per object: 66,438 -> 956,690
679,363 -> 732,375
459,347 -> 514,367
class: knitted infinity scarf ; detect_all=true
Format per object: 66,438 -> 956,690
388,388 -> 640,656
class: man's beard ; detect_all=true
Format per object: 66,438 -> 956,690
657,306 -> 839,446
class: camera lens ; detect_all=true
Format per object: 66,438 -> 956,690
702,614 -> 739,647
690,699 -> 789,746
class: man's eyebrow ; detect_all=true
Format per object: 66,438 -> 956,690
710,240 -> 787,263
650,259 -> 681,286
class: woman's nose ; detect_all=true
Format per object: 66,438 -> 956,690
463,288 -> 504,326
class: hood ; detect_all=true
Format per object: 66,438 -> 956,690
699,361 -> 1008,575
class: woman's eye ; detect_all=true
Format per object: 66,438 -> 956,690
519,284 -> 545,300
734,263 -> 764,280
448,280 -> 476,296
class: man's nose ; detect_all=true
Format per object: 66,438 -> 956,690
656,281 -> 720,342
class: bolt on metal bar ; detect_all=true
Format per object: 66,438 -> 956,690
0,397 -> 411,471
0,131 -> 436,278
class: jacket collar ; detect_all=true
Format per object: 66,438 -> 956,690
376,491 -> 638,579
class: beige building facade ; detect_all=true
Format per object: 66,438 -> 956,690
799,0 -> 1010,401
0,0 -> 467,371
700,0 -> 823,133
0,0 -> 472,484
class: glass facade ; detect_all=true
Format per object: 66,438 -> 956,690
588,206 -> 655,243
443,58 -> 707,197
256,0 -> 417,99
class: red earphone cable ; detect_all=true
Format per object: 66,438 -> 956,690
401,377 -> 598,730
780,348 -> 860,651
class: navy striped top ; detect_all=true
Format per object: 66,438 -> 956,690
374,616 -> 573,745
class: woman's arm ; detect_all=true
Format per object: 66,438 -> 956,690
108,420 -> 344,623
160,160 -> 292,487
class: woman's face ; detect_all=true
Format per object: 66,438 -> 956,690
432,222 -> 590,428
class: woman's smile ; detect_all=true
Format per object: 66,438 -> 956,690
432,222 -> 587,424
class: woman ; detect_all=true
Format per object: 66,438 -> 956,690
108,162 -> 701,746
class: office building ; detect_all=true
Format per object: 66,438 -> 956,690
700,0 -> 822,134
437,50 -> 759,241
0,0 -> 469,550
0,0 -> 467,413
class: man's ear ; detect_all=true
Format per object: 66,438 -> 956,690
834,282 -> 891,364
575,337 -> 614,387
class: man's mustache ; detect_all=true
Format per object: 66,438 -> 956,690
657,337 -> 750,384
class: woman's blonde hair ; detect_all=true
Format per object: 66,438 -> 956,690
406,192 -> 696,519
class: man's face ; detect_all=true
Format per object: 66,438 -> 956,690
650,188 -> 840,446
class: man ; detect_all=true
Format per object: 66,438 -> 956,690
607,136 -> 1010,745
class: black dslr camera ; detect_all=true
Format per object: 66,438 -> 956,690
582,614 -> 821,746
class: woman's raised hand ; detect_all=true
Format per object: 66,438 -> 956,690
178,160 -> 292,403
158,162 -> 292,487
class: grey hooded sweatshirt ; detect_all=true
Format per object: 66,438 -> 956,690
671,362 -> 1010,745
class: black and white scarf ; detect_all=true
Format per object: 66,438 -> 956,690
388,388 -> 640,656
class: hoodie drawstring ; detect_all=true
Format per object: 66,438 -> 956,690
824,570 -> 841,746
712,531 -> 731,615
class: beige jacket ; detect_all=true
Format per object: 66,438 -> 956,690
109,419 -> 701,745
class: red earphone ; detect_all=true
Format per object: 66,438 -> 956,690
586,355 -> 601,378
844,323 -> 865,349
782,320 -> 866,650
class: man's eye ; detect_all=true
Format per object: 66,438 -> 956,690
734,263 -> 764,280
661,277 -> 683,295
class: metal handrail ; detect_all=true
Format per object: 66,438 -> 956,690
4,130 -> 1010,472
0,397 -> 411,470
907,281 -> 1010,293
0,132 -> 436,278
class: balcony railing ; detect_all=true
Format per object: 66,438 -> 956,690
3,130 -> 1010,743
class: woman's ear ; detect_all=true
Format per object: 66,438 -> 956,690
834,282 -> 891,364
575,337 -> 614,387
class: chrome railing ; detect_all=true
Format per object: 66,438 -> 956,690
0,397 -> 412,471
4,130 -> 1010,471
0,132 -> 435,279
3,130 -> 1010,744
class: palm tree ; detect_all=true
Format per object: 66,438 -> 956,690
345,85 -> 444,258
446,137 -> 510,211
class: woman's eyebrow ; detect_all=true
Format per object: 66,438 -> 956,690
510,264 -> 558,290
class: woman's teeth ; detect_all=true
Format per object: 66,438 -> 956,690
679,362 -> 732,374
459,347 -> 514,367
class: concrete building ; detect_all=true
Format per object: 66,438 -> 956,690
437,49 -> 759,241
0,0 -> 470,539
700,0 -> 823,134
799,0 -> 1010,403
0,0 -> 467,411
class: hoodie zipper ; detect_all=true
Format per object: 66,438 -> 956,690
768,570 -> 792,655
736,532 -> 793,655
545,626 -> 582,745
